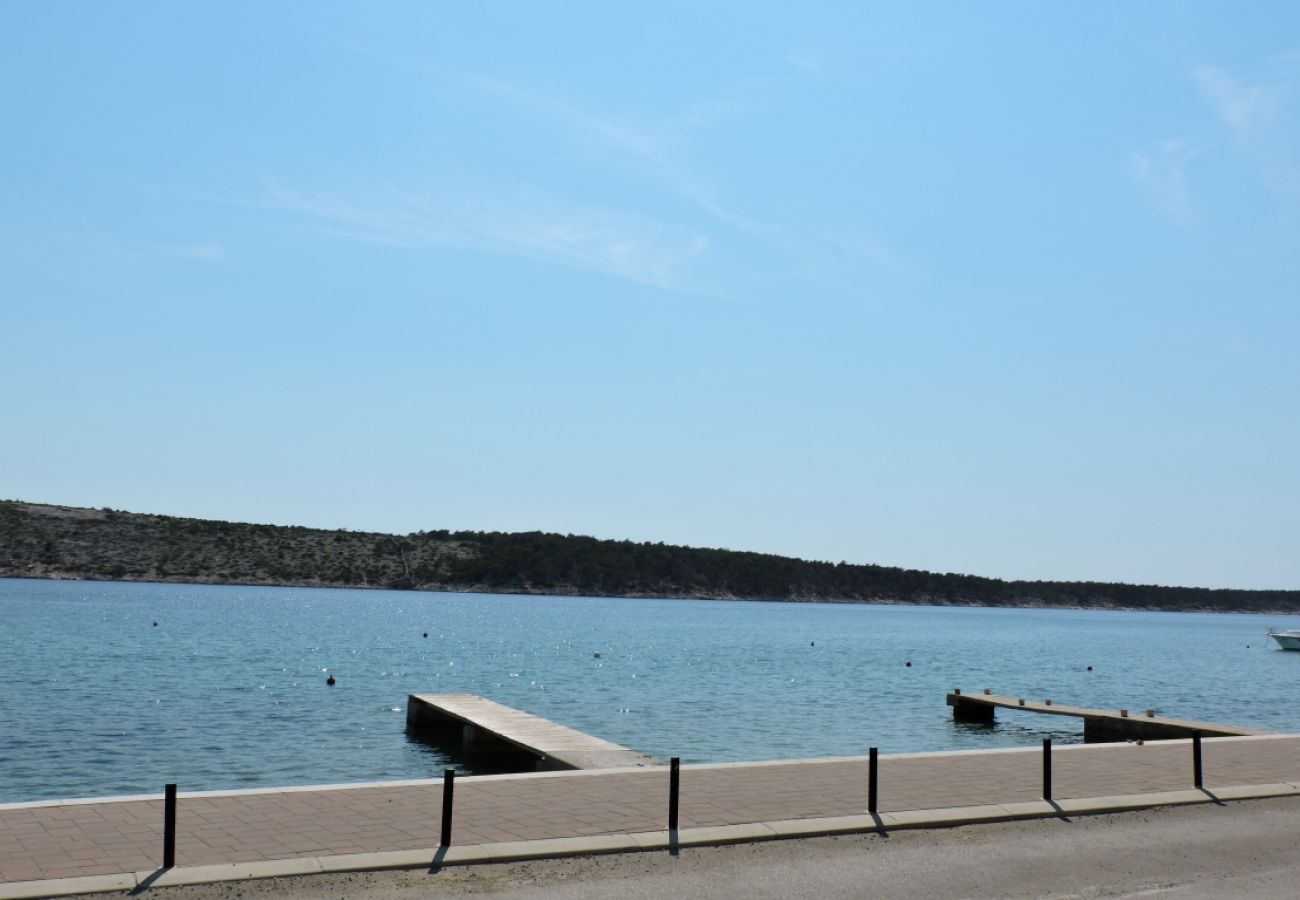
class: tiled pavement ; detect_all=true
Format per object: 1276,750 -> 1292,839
2,735 -> 1298,886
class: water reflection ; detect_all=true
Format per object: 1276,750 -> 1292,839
402,726 -> 538,776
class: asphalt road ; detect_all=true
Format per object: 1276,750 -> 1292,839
84,797 -> 1300,899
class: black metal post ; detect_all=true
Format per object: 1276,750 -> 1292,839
668,757 -> 680,832
440,769 -> 455,847
163,783 -> 177,869
1192,730 -> 1203,789
868,747 -> 878,814
1042,738 -> 1052,802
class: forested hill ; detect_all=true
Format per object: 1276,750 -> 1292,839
2,500 -> 1297,613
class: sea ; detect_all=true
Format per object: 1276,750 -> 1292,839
1,577 -> 1297,804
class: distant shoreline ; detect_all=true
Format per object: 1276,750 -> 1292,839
4,572 -> 1298,618
4,499 -> 1298,615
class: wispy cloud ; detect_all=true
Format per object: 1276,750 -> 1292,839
0,225 -> 226,294
785,48 -> 821,74
457,77 -> 909,295
466,76 -> 766,235
1194,58 -> 1300,196
268,183 -> 716,295
274,51 -> 907,300
74,231 -> 227,263
1130,139 -> 1200,226
1194,65 -> 1288,145
161,242 -> 225,261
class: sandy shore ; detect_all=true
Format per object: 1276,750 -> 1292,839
74,796 -> 1300,899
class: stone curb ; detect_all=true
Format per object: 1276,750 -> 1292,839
3,783 -> 1298,899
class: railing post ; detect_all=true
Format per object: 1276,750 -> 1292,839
668,757 -> 680,833
1042,738 -> 1052,802
868,747 -> 878,814
1192,730 -> 1203,789
163,783 -> 177,869
440,769 -> 455,847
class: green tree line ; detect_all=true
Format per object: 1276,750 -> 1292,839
2,500 -> 1297,613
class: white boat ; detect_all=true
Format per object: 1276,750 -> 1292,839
1267,630 -> 1300,650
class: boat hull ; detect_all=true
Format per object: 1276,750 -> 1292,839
1268,632 -> 1300,651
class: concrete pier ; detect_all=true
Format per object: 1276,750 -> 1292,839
406,693 -> 657,771
947,690 -> 1269,742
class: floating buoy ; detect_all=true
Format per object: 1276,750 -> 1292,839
152,621 -> 158,627
905,661 -> 912,667
1086,665 -> 1093,671
593,652 -> 601,659
422,632 -> 428,638
326,675 -> 336,686
810,641 -> 815,646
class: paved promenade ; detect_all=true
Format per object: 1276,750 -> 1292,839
2,734 -> 1298,896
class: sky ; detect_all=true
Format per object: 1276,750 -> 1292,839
2,2 -> 1299,590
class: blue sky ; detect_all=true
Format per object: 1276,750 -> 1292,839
3,2 -> 1298,589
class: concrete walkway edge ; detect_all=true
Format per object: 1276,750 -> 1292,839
4,782 -> 1297,900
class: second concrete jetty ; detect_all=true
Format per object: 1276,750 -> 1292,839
947,690 -> 1269,742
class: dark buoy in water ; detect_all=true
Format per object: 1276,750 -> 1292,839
422,632 -> 428,638
152,621 -> 158,627
593,652 -> 601,659
326,674 -> 336,686
905,661 -> 912,667
810,641 -> 815,646
1086,665 -> 1093,671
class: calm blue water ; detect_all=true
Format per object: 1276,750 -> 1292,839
2,578 -> 1298,803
